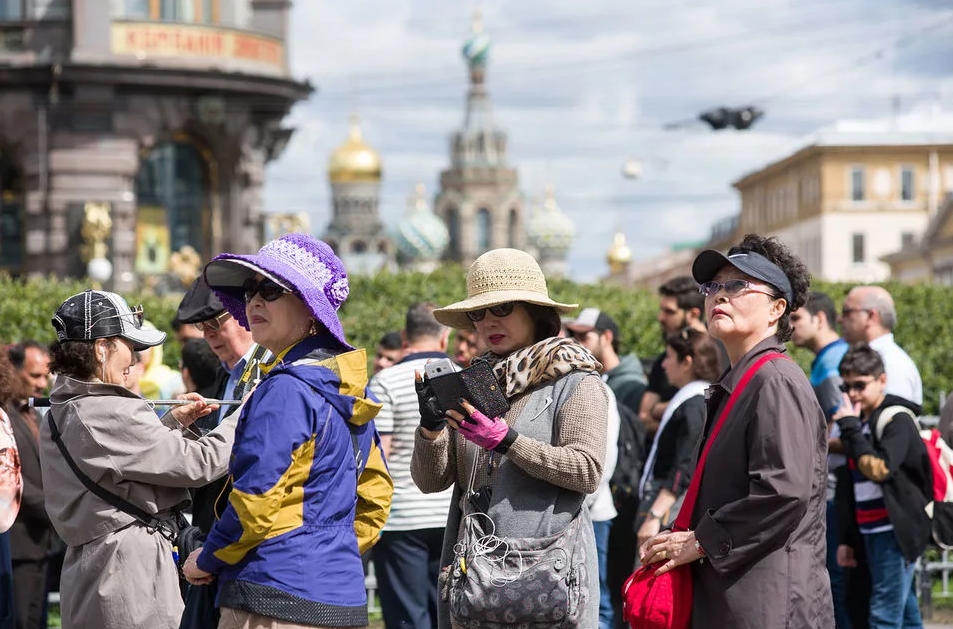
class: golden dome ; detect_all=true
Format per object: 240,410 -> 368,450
607,231 -> 632,272
328,115 -> 382,183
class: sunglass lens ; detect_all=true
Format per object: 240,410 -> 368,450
489,302 -> 515,317
258,282 -> 286,301
465,309 -> 486,323
724,280 -> 748,296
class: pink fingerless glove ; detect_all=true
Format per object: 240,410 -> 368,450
456,408 -> 517,452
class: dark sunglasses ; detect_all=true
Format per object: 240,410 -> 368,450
839,380 -> 873,393
242,277 -> 290,303
465,302 -> 517,322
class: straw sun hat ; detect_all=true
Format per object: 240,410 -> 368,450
433,248 -> 578,330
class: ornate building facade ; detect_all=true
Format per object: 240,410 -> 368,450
324,115 -> 394,274
0,0 -> 310,291
434,12 -> 526,266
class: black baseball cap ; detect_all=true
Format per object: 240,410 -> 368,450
175,276 -> 225,324
566,308 -> 620,338
52,290 -> 166,351
692,249 -> 793,303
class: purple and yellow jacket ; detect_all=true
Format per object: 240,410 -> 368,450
196,334 -> 392,627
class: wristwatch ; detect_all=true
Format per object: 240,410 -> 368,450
647,509 -> 664,521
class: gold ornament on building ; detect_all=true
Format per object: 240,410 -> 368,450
607,231 -> 632,275
267,212 -> 310,238
168,245 -> 202,288
80,202 -> 112,264
327,114 -> 382,183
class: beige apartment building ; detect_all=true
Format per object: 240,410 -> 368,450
882,193 -> 953,284
706,108 -> 953,283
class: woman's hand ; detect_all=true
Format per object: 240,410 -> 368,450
639,530 -> 702,575
447,400 -> 509,450
170,392 -> 219,428
637,515 -> 662,549
182,547 -> 215,585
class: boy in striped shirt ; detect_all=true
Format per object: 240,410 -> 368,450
833,344 -> 932,629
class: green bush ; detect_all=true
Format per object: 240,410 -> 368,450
3,273 -> 951,414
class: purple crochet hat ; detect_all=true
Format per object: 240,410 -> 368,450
203,234 -> 353,350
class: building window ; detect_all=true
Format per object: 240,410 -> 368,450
446,207 -> 460,260
476,208 -> 491,252
0,148 -> 23,275
114,0 -> 219,22
851,233 -> 865,264
901,232 -> 916,249
508,208 -> 519,248
900,166 -> 915,202
0,0 -> 23,20
850,166 -> 865,202
135,141 -> 210,274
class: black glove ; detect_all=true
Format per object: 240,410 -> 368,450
415,376 -> 447,432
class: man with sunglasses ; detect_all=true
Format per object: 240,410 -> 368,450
175,277 -> 269,534
839,286 -> 922,406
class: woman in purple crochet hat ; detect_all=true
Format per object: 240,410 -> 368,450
181,234 -> 393,629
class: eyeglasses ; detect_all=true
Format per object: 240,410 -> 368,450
194,311 -> 232,332
841,307 -> 870,318
465,302 -> 517,322
243,277 -> 291,303
569,329 -> 595,341
699,279 -> 778,299
87,304 -> 144,334
839,380 -> 874,393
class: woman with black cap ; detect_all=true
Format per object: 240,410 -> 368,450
39,290 -> 236,629
638,235 -> 833,628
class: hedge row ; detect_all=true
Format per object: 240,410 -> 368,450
2,271 -> 950,413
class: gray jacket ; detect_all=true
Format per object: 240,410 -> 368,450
41,375 -> 236,545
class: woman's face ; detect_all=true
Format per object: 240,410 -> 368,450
661,345 -> 693,389
704,267 -> 784,346
245,274 -> 313,354
97,338 -> 135,386
472,302 -> 535,356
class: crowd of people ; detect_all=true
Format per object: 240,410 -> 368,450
0,230 -> 942,629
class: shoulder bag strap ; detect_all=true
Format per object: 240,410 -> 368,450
46,412 -> 171,538
673,352 -> 787,531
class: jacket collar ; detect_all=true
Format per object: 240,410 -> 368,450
710,335 -> 787,395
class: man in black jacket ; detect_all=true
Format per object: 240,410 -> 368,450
834,344 -> 931,629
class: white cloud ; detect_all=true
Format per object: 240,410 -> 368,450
264,0 -> 953,281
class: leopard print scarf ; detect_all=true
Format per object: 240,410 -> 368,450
478,337 -> 603,399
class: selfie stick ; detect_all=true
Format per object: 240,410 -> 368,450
29,397 -> 242,408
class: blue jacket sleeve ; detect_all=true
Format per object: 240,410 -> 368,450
196,375 -> 320,573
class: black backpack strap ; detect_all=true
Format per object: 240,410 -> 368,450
46,412 -> 176,542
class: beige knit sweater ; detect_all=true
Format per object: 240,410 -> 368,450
411,373 -> 608,507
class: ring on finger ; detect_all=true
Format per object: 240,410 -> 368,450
660,549 -> 667,559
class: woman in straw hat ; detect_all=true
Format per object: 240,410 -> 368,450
181,234 -> 392,629
412,248 -> 608,629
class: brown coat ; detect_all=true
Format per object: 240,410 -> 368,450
688,338 -> 834,629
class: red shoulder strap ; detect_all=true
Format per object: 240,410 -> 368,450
672,352 -> 788,531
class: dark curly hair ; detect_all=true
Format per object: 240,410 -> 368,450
49,339 -> 108,381
727,234 -> 810,343
0,343 -> 22,407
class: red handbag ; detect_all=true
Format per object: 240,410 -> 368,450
621,353 -> 786,629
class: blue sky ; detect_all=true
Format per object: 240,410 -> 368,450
263,0 -> 953,282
